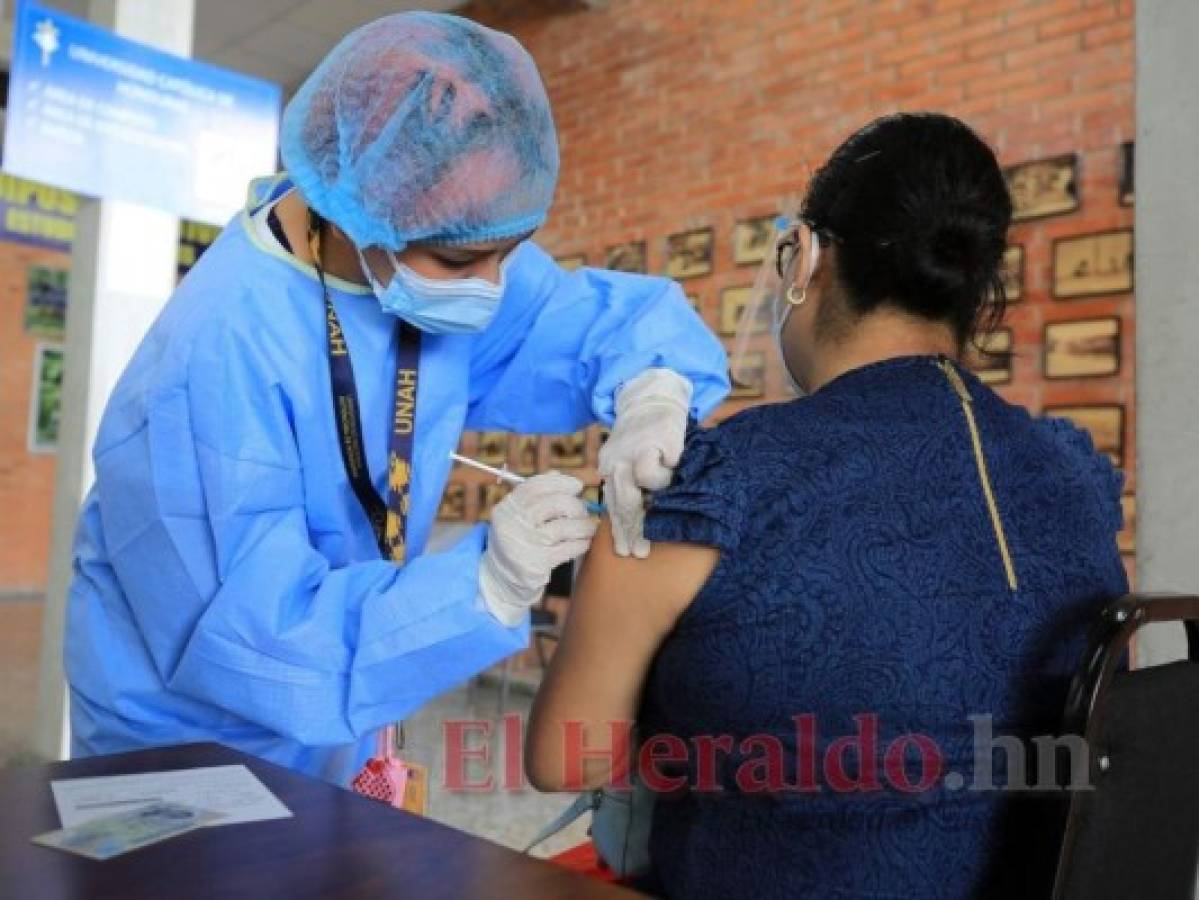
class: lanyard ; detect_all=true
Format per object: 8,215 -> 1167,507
309,221 -> 421,565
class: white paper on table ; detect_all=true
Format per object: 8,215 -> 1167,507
51,764 -> 293,828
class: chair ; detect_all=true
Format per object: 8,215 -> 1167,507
1052,593 -> 1199,900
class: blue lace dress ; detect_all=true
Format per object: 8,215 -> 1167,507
639,355 -> 1127,899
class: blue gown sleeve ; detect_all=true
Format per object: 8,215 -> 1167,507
93,318 -> 526,747
464,241 -> 730,433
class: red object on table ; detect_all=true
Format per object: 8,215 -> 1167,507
551,841 -> 619,881
550,840 -> 651,889
350,724 -> 408,807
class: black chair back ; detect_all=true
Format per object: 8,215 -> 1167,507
1054,593 -> 1199,900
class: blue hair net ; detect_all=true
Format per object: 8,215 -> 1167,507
280,12 -> 559,251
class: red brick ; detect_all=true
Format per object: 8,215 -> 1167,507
965,65 -> 1040,98
965,24 -> 1037,59
1038,3 -> 1119,38
1005,78 -> 1074,107
954,91 -> 1005,117
944,12 -> 1008,46
963,0 -> 1033,20
897,8 -> 966,45
1071,57 -> 1133,92
1008,0 -> 1085,30
1042,88 -> 1125,119
1084,19 -> 1134,49
1005,33 -> 1082,71
877,37 -> 939,68
933,0 -> 994,13
919,84 -> 968,108
935,55 -> 1004,86
900,45 -> 966,79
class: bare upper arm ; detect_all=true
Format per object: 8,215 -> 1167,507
525,517 -> 719,791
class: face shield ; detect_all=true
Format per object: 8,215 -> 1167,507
728,217 -> 821,394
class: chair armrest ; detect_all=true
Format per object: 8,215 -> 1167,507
1062,592 -> 1199,738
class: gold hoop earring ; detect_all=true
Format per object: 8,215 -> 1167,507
787,283 -> 807,306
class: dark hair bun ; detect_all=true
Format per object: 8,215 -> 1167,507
903,208 -> 1001,317
801,113 -> 1012,343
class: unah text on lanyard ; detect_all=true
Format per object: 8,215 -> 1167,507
308,212 -> 421,566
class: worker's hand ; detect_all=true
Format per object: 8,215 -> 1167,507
480,472 -> 597,627
598,368 -> 693,559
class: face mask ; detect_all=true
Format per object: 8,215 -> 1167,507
358,248 -> 509,334
773,224 -> 820,396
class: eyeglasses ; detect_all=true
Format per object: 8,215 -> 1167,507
775,228 -> 801,280
776,220 -> 841,279
775,220 -> 820,279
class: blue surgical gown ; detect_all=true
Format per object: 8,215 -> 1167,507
65,177 -> 729,785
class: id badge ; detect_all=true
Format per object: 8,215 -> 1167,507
400,762 -> 427,816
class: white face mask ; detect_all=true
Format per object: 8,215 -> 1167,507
358,248 -> 512,334
773,223 -> 821,396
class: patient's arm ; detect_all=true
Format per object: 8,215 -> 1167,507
525,517 -> 719,791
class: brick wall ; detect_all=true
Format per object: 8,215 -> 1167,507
0,239 -> 70,594
0,0 -> 1137,593
460,0 -> 1138,582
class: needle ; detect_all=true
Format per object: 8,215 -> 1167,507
449,452 -> 605,516
449,452 -> 525,485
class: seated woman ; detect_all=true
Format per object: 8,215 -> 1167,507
526,113 -> 1127,899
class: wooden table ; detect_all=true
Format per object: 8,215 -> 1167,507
0,742 -> 641,899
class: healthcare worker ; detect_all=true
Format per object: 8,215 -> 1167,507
64,12 -> 728,785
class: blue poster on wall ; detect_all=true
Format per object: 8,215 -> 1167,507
3,0 -> 281,225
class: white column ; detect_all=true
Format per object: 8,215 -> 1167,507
1134,1 -> 1199,668
34,0 -> 195,760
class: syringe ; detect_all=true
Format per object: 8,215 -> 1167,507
449,452 -> 605,516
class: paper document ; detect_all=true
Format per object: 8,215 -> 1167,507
51,764 -> 292,828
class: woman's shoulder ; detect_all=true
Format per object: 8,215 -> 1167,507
641,408 -> 776,552
705,396 -> 828,442
975,383 -> 1125,538
1022,406 -> 1120,482
1029,410 -> 1125,519
643,402 -> 817,546
683,402 -> 800,468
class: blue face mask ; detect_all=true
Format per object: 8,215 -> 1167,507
357,248 -> 509,334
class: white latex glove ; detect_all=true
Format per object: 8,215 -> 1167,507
480,472 -> 598,627
598,368 -> 693,559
